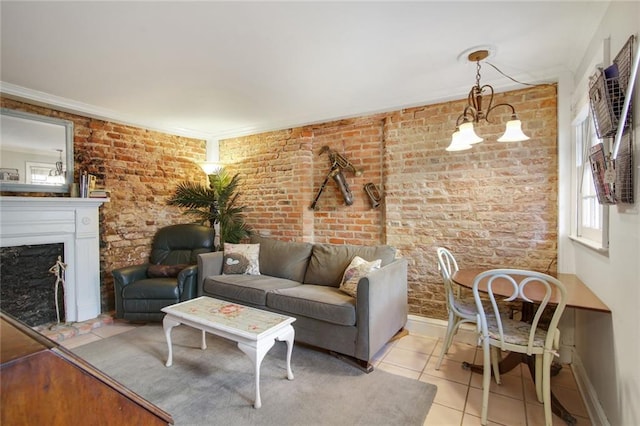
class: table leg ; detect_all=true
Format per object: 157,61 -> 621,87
238,339 -> 276,409
162,316 -> 181,367
201,330 -> 207,350
276,325 -> 295,380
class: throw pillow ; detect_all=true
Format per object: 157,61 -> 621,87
339,256 -> 381,298
222,243 -> 260,275
147,264 -> 189,278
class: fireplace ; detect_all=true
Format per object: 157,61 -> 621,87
0,243 -> 65,326
0,197 -> 107,322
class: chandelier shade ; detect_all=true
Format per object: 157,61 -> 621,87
446,49 -> 530,152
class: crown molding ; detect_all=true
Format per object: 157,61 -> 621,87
0,82 -> 214,141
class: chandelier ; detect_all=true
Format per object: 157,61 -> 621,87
446,50 -> 530,152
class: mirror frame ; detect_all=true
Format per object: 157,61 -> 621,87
0,108 -> 74,194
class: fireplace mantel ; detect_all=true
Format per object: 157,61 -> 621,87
0,196 -> 107,322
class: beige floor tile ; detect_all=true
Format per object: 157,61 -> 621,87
90,323 -> 138,338
550,364 -> 577,389
395,333 -> 439,355
465,387 -> 527,426
434,340 -> 478,364
59,332 -> 102,349
525,402 -> 576,426
371,340 -> 396,365
469,371 -> 524,401
382,346 -> 430,372
551,385 -> 589,418
419,374 -> 469,411
461,412 -> 503,426
377,361 -> 421,380
522,373 -> 542,405
423,402 -> 464,426
423,357 -> 472,386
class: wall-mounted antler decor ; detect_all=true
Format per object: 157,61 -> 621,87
310,146 -> 362,210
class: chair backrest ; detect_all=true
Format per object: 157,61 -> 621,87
472,268 -> 567,354
150,224 -> 215,265
436,247 -> 461,311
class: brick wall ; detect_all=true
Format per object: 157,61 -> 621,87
1,98 -> 207,312
2,84 -> 557,320
221,85 -> 558,319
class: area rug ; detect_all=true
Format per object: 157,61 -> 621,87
72,324 -> 437,425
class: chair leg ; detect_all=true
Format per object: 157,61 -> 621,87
480,340 -> 491,425
535,354 -> 543,403
542,352 -> 553,426
436,311 -> 457,370
491,346 -> 501,385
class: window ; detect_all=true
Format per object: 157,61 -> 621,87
572,106 -> 609,250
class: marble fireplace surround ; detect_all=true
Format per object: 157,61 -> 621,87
0,197 -> 106,322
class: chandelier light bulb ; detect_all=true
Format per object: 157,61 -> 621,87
458,122 -> 484,144
446,129 -> 473,151
497,119 -> 530,142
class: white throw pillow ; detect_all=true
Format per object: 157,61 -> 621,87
222,243 -> 260,275
339,256 -> 381,298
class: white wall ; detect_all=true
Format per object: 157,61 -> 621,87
563,3 -> 639,425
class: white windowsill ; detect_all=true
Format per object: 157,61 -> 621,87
569,235 -> 609,255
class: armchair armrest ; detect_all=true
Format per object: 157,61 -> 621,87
354,258 -> 408,362
177,265 -> 198,301
112,264 -> 149,318
197,252 -> 224,296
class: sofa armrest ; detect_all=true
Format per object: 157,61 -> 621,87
354,258 -> 408,362
197,251 -> 224,296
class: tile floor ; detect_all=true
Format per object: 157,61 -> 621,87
59,322 -> 591,426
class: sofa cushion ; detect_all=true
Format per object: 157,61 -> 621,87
202,274 -> 301,306
147,263 -> 189,278
222,243 -> 260,275
303,243 -> 396,287
339,256 -> 381,297
121,278 -> 180,299
267,285 -> 356,326
250,235 -> 313,282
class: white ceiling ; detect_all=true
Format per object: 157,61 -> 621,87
1,1 -> 610,141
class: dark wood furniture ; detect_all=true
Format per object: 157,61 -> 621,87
452,268 -> 611,426
0,312 -> 173,425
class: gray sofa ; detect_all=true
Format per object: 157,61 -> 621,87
197,235 -> 408,370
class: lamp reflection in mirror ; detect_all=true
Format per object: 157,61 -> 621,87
446,49 -> 530,152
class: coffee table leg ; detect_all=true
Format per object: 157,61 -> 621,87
276,325 -> 295,380
238,339 -> 275,409
201,330 -> 207,350
163,316 -> 181,367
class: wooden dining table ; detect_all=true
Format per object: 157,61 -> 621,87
451,268 -> 611,426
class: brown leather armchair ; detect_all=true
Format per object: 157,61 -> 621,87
112,224 -> 214,321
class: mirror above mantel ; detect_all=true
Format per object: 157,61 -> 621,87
0,108 -> 74,194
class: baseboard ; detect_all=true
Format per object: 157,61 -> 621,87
570,350 -> 610,426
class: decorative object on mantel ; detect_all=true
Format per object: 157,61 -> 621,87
310,145 -> 362,210
446,49 -> 531,152
48,255 -> 68,328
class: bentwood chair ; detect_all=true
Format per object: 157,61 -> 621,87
435,247 -> 479,370
472,269 -> 567,426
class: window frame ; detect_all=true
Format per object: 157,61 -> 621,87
570,103 -> 609,252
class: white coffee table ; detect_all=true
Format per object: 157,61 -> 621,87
161,296 -> 295,408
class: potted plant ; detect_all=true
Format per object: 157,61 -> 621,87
168,168 -> 251,250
